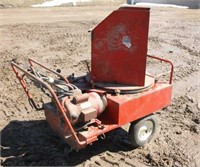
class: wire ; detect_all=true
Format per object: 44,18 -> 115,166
26,66 -> 78,98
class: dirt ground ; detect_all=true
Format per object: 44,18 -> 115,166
0,6 -> 200,167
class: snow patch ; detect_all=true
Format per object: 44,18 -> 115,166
32,0 -> 91,7
135,2 -> 188,9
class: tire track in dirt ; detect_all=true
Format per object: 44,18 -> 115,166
1,7 -> 200,167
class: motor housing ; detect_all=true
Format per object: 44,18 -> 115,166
62,92 -> 107,125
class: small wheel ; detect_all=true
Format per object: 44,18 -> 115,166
128,114 -> 158,148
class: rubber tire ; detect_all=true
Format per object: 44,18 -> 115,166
128,114 -> 158,148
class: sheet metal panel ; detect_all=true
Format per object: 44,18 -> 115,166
91,7 -> 150,86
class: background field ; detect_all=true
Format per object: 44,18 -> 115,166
0,4 -> 200,167
0,0 -> 126,8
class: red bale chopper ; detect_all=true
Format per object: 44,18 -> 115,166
11,6 -> 173,153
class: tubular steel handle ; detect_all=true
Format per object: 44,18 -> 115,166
11,62 -> 43,110
147,55 -> 174,84
28,58 -> 70,84
11,62 -> 87,148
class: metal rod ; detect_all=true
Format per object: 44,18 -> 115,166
147,55 -> 174,84
28,58 -> 72,86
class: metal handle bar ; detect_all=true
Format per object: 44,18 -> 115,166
147,55 -> 174,84
28,58 -> 79,90
11,62 -> 87,147
28,58 -> 70,84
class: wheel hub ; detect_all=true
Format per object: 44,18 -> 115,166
138,121 -> 153,141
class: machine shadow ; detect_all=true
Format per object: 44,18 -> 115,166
1,120 -> 133,166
